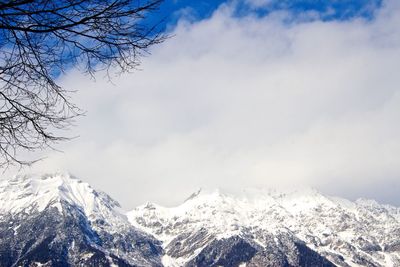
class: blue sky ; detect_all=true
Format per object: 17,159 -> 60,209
11,0 -> 400,208
152,0 -> 382,31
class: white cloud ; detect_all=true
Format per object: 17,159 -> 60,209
6,0 -> 400,208
244,0 -> 273,9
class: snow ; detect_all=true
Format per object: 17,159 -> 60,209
128,187 -> 400,267
81,252 -> 95,260
0,172 -> 121,217
31,262 -> 51,267
384,252 -> 394,267
1,173 -> 399,267
0,172 -> 131,241
161,255 -> 187,267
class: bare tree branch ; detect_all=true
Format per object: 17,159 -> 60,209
0,0 -> 166,167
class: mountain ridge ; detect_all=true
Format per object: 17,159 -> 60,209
0,173 -> 399,266
0,173 -> 163,267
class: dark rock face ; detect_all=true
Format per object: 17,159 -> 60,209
181,235 -> 337,267
0,202 -> 162,267
186,236 -> 257,267
295,242 -> 336,267
167,228 -> 212,258
0,205 -> 336,267
164,225 -> 335,267
246,234 -> 336,267
2,174 -> 396,267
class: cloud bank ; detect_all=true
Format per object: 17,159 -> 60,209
9,0 -> 400,208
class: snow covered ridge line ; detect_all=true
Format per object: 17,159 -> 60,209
0,172 -> 122,216
1,173 -> 400,267
128,187 -> 400,266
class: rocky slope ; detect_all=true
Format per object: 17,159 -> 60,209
128,189 -> 400,267
0,173 -> 399,267
0,173 -> 162,267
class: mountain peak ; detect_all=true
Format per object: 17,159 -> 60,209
0,172 -> 163,267
183,188 -> 203,202
0,172 -> 120,216
1,173 -> 400,267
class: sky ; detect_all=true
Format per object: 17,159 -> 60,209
4,0 -> 400,209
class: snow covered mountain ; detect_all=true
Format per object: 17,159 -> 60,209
0,173 -> 162,266
128,189 -> 400,267
0,173 -> 399,267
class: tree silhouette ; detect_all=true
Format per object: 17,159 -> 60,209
0,0 -> 165,166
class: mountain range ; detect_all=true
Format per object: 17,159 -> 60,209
0,173 -> 399,267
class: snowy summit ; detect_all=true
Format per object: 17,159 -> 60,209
0,173 -> 399,266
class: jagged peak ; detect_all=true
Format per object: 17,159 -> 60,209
129,186 -> 396,230
183,188 -> 203,203
176,186 -> 331,208
0,172 -> 121,216
183,188 -> 228,201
